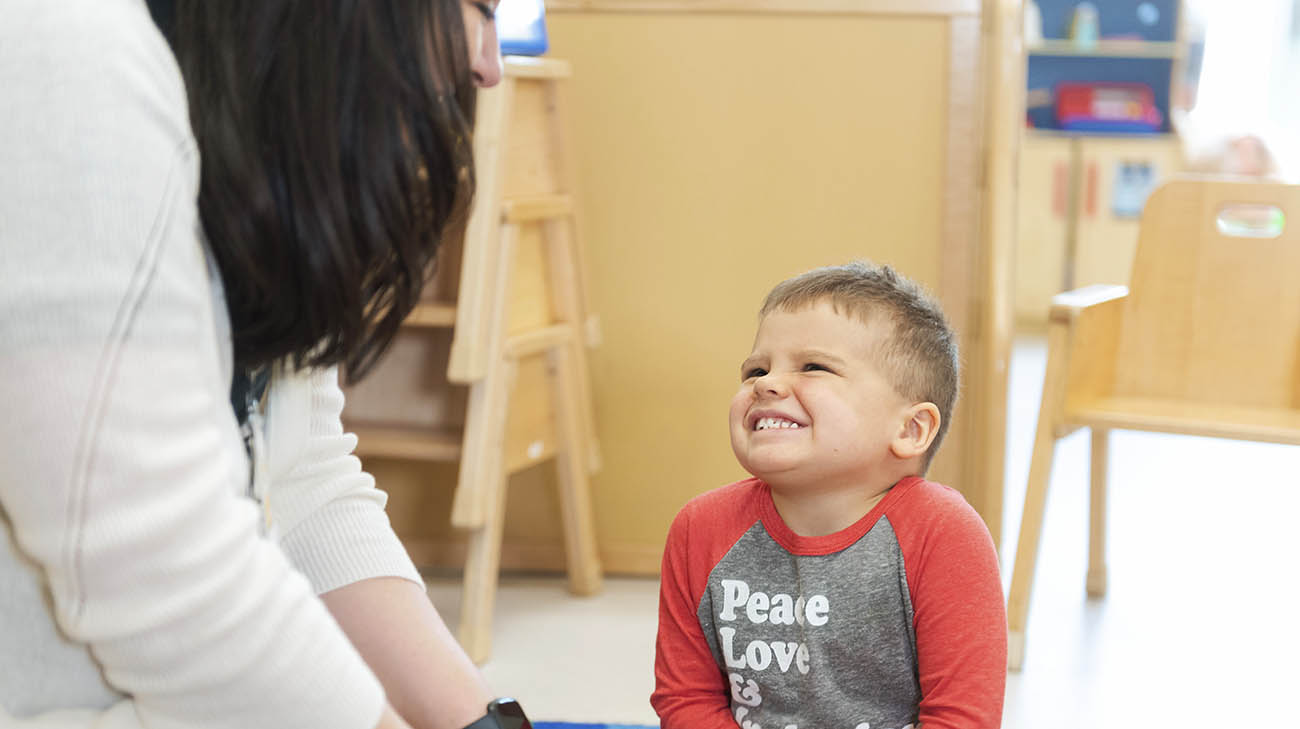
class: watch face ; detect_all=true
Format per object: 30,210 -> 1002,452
490,698 -> 531,729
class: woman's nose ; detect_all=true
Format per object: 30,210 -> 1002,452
472,27 -> 503,88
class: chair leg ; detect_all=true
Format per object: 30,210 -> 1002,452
1086,427 -> 1109,598
457,414 -> 511,665
543,216 -> 603,475
451,366 -> 509,530
1006,323 -> 1071,672
549,340 -> 603,596
1006,420 -> 1060,671
456,353 -> 518,665
450,224 -> 517,529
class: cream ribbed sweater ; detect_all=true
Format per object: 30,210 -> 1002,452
0,1 -> 422,727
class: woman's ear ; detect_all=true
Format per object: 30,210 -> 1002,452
889,402 -> 941,460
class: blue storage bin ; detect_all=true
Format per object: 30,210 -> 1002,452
498,0 -> 549,56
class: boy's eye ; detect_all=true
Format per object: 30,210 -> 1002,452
803,362 -> 831,373
743,367 -> 767,380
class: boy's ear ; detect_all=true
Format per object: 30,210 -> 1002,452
889,402 -> 941,461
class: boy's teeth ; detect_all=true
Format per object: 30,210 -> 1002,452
756,417 -> 801,430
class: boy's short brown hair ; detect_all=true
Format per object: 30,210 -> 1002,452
759,261 -> 959,472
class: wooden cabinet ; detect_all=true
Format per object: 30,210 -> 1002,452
534,3 -> 1011,562
1073,135 -> 1184,289
1015,134 -> 1073,324
1014,132 -> 1184,325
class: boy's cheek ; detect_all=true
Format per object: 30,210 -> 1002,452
727,404 -> 752,453
728,391 -> 751,424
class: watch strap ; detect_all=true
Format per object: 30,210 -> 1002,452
461,714 -> 501,729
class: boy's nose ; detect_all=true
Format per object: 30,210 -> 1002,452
754,373 -> 790,398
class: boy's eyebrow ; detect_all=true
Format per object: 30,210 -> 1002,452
796,349 -> 849,366
740,349 -> 850,373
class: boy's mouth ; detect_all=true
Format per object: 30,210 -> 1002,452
752,415 -> 804,431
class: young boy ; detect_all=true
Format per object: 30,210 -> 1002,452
651,262 -> 1005,729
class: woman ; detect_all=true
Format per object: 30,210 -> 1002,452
0,1 -> 512,727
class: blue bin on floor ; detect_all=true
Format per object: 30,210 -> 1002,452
498,0 -> 549,56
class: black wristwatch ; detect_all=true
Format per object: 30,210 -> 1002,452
462,698 -> 532,729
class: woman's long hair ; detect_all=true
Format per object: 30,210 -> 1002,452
169,0 -> 477,382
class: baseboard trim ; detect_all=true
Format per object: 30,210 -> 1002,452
403,536 -> 663,577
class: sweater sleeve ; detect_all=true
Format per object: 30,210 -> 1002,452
0,3 -> 384,727
271,366 -> 424,595
651,504 -> 740,729
895,484 -> 1007,729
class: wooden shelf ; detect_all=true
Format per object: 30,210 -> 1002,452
346,57 -> 604,664
544,0 -> 980,15
503,56 -> 571,79
405,303 -> 457,328
1025,128 -> 1177,140
350,424 -> 463,461
1027,39 -> 1180,59
501,194 -> 574,224
505,324 -> 573,359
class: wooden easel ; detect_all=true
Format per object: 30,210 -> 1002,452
344,57 -> 603,663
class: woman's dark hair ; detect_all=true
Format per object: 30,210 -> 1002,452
169,0 -> 477,382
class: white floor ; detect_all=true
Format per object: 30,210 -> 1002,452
427,335 -> 1300,727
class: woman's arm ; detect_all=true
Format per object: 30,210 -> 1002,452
323,578 -> 492,729
267,368 -> 491,729
0,4 -> 390,728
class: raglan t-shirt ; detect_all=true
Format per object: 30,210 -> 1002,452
652,476 -> 1005,729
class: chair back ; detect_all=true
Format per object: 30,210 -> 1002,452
1114,179 -> 1300,410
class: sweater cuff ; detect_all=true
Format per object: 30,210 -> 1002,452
277,496 -> 424,596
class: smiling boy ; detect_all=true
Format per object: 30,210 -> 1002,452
652,262 -> 1006,729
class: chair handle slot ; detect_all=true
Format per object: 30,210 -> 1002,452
1215,203 -> 1285,239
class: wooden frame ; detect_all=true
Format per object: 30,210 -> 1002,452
466,1 -> 1019,572
917,2 -> 1019,550
345,58 -> 605,662
546,0 -> 980,15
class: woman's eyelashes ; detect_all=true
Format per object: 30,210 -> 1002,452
473,2 -> 496,20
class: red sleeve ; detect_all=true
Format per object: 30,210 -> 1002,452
650,494 -> 746,729
893,482 -> 1007,729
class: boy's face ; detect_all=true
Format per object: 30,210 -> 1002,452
729,300 -> 915,492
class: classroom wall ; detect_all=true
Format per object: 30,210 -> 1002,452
374,8 -> 983,575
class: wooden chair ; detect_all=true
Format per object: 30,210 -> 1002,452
1006,179 -> 1300,671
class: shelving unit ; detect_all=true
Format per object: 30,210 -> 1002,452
1015,1 -> 1189,326
1025,0 -> 1183,132
1027,38 -> 1180,58
1025,128 -> 1177,139
341,56 -> 603,663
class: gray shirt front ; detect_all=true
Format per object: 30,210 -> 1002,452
653,477 -> 1006,729
697,519 -> 920,729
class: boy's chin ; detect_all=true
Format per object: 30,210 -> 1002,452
737,458 -> 805,486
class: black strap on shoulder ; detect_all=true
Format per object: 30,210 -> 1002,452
230,366 -> 271,428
